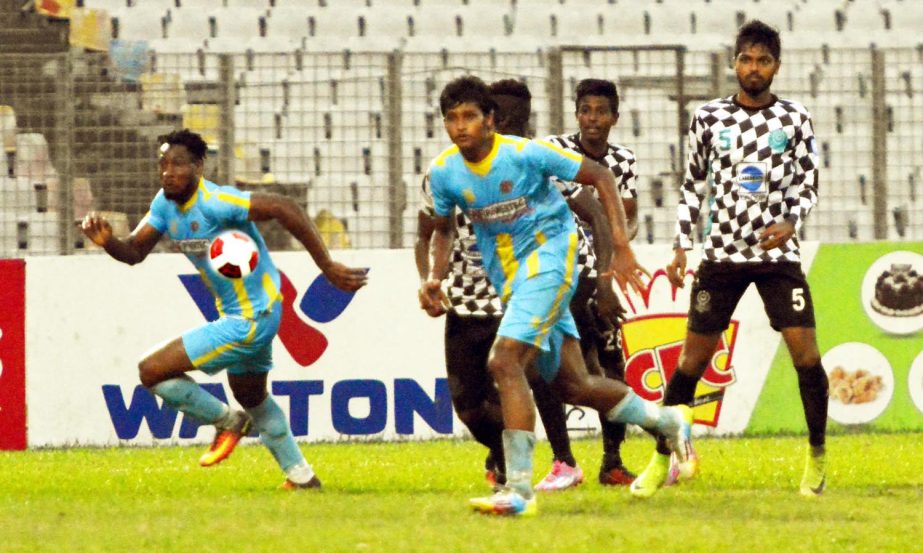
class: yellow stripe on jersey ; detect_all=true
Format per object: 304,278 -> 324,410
535,231 -> 547,246
533,232 -> 579,347
534,139 -> 584,163
242,319 -> 257,344
432,144 -> 460,167
217,191 -> 250,209
496,233 -> 518,303
200,268 -> 225,317
526,249 -> 540,279
497,134 -> 529,151
262,273 -> 283,306
232,278 -> 254,319
464,133 -> 502,177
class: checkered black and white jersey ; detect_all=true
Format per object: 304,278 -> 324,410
420,170 -> 503,318
546,133 -> 639,279
547,133 -> 639,202
675,95 -> 819,263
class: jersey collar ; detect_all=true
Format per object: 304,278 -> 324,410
178,177 -> 205,212
463,133 -> 500,177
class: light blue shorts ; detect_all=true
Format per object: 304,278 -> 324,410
496,231 -> 580,382
182,302 -> 282,376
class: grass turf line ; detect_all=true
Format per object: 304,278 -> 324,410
0,433 -> 920,553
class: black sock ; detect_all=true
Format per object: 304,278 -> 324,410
463,412 -> 505,473
796,363 -> 829,448
532,379 -> 577,467
599,417 -> 626,470
655,371 -> 700,455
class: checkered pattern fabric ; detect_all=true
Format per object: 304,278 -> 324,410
674,95 -> 819,263
420,170 -> 503,318
546,133 -> 640,279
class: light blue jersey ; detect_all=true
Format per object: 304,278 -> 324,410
429,134 -> 582,302
146,178 -> 282,319
429,135 -> 585,378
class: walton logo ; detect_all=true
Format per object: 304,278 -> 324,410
178,270 -> 357,366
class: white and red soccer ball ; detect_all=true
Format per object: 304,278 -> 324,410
209,230 -> 259,279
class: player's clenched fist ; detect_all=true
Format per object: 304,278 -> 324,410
418,279 -> 449,317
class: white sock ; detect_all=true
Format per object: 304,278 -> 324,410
286,461 -> 316,484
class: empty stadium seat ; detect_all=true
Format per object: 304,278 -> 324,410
110,6 -> 166,42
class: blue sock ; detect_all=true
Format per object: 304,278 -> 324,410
502,429 -> 536,499
605,390 -> 661,431
152,376 -> 228,425
246,395 -> 309,476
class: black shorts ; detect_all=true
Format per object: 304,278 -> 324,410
569,275 -> 625,380
687,261 -> 816,334
444,311 -> 501,412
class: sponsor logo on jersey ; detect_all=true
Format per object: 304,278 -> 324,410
735,162 -> 768,196
769,129 -> 789,153
176,238 -> 210,256
467,197 -> 532,224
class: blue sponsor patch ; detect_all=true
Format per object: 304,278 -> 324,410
738,164 -> 765,192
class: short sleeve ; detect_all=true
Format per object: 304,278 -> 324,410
530,139 -> 582,182
429,166 -> 455,218
146,192 -> 169,233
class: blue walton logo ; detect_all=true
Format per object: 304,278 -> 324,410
739,165 -> 765,192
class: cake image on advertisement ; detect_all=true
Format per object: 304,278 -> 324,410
871,263 -> 923,317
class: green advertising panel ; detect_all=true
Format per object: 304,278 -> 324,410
748,242 -> 923,435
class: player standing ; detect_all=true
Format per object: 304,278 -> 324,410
544,78 -> 640,487
420,76 -> 692,516
82,129 -> 368,489
630,20 -> 829,499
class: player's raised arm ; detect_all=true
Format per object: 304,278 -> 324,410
572,158 -> 648,295
81,211 -> 161,266
249,191 -> 367,292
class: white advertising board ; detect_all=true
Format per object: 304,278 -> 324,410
23,244 -> 817,446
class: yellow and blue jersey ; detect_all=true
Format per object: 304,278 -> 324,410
145,178 -> 282,319
429,134 -> 583,301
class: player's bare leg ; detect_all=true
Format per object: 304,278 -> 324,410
470,337 -> 540,516
551,336 -> 692,467
138,338 -> 249,467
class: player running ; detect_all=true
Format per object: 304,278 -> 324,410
420,76 -> 692,516
81,129 -> 368,490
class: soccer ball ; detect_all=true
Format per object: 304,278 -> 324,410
208,230 -> 259,279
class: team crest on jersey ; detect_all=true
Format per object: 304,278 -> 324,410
462,189 -> 476,205
694,290 -> 711,313
191,221 -> 199,232
500,180 -> 513,194
170,221 -> 178,235
769,129 -> 788,153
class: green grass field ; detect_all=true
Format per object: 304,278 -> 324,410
1,433 -> 920,553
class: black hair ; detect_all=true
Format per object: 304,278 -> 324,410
160,128 -> 208,162
575,78 -> 619,114
438,75 -> 496,117
735,19 -> 781,60
489,79 -> 531,136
